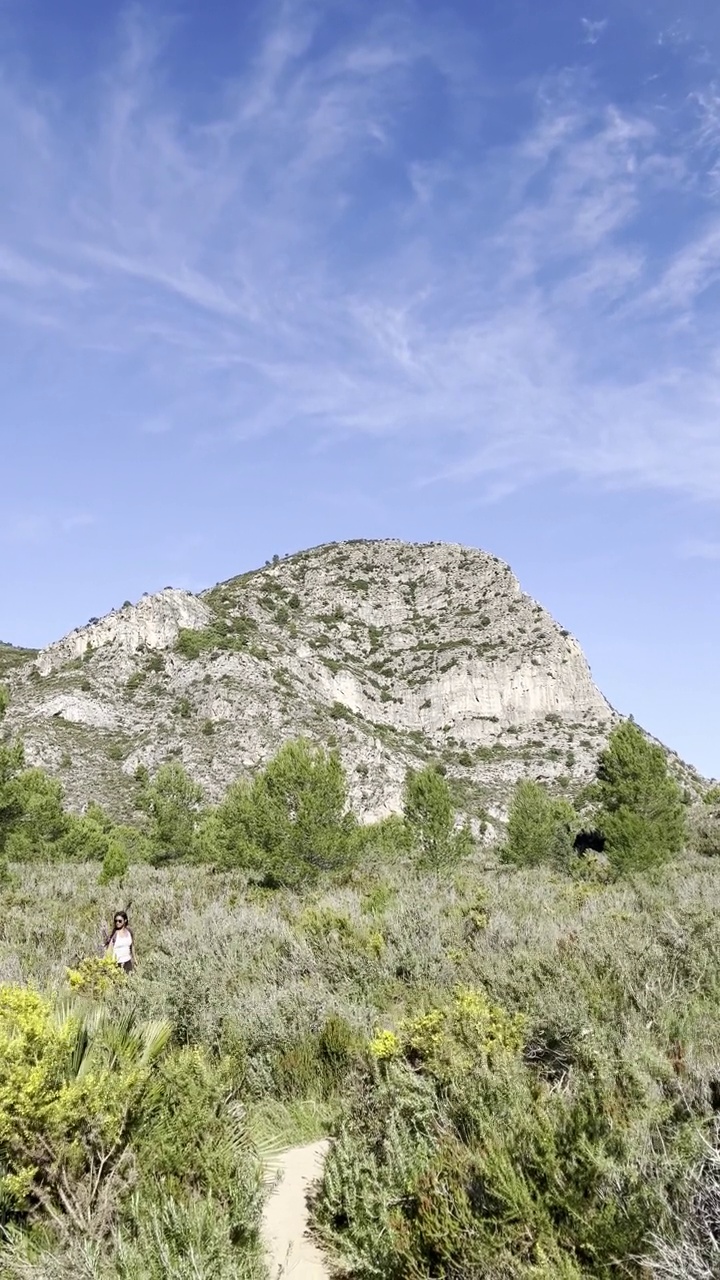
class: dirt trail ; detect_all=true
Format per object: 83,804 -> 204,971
261,1139 -> 331,1279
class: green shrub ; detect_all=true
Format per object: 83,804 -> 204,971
142,762 -> 204,864
0,1023 -> 265,1278
688,802 -> 720,857
0,985 -> 170,1229
131,1046 -> 264,1225
2,767 -> 69,860
351,813 -> 411,862
57,813 -> 110,861
272,1015 -> 363,1101
316,989 -> 699,1279
176,615 -> 257,660
329,701 -> 352,721
175,628 -> 211,659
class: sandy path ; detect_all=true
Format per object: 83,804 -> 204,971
261,1139 -> 332,1279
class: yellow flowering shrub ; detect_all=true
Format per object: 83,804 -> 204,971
403,1009 -> 446,1058
67,953 -> 126,997
369,1029 -> 400,1060
0,984 -> 169,1222
369,988 -> 525,1076
451,987 -> 526,1055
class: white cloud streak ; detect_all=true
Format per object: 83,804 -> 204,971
581,18 -> 608,45
1,3 -> 720,498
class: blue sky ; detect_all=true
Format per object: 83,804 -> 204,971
1,0 -> 719,778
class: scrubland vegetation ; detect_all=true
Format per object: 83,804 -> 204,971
1,680 -> 720,1277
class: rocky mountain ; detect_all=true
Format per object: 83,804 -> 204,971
1,540 -> 702,829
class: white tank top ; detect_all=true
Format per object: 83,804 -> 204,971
112,929 -> 132,965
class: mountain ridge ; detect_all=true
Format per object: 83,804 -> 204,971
1,539 -> 704,826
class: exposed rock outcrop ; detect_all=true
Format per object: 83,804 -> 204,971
36,589 -> 210,675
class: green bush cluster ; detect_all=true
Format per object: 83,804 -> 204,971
315,977 -> 709,1278
133,745 -> 469,884
201,739 -> 358,885
503,779 -> 576,867
1,839 -> 720,1275
503,721 -> 687,875
1,676 -> 472,884
175,611 -> 257,659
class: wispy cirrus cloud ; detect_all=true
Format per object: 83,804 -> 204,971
2,2 -> 720,499
581,18 -> 607,45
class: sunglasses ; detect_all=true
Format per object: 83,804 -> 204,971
115,919 -> 125,926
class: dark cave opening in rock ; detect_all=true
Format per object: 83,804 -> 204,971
573,830 -> 606,855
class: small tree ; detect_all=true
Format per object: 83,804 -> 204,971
403,766 -> 474,872
99,838 -> 129,885
504,779 -> 576,868
214,739 -> 356,885
57,812 -> 111,861
0,739 -> 25,855
595,721 -> 685,872
142,762 -> 204,864
0,686 -> 24,856
3,768 -> 69,860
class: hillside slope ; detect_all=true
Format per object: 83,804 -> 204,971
2,540 -> 698,825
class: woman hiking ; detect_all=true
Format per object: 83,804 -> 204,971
105,910 -> 135,973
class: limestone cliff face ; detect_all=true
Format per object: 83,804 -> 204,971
36,589 -> 211,675
6,540 -> 622,825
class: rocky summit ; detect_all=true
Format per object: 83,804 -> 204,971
1,540 -> 698,829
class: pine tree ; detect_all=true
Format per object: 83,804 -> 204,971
403,766 -> 473,871
142,762 -> 204,864
504,779 -> 575,867
595,720 -> 685,872
214,739 -> 356,885
99,838 -> 129,885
